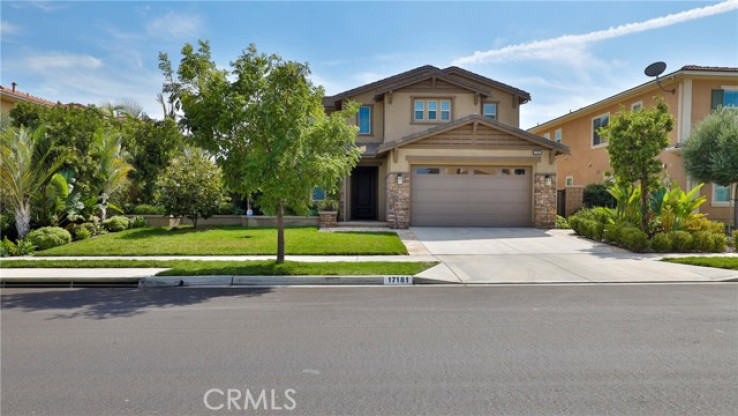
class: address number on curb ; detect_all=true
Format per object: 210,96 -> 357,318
384,276 -> 413,285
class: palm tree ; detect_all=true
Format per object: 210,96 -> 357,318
92,129 -> 133,221
0,126 -> 70,239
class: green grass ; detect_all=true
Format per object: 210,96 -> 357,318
662,257 -> 738,270
33,226 -> 408,256
0,259 -> 437,276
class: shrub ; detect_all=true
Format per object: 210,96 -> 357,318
691,231 -> 714,253
668,231 -> 693,252
1,237 -> 36,257
217,202 -> 236,215
583,184 -> 616,208
103,216 -> 130,232
710,233 -> 727,253
683,216 -> 725,234
733,230 -> 738,248
25,226 -> 72,250
133,204 -> 166,215
556,215 -> 570,229
618,228 -> 649,252
74,227 -> 92,240
129,216 -> 148,229
650,232 -> 673,253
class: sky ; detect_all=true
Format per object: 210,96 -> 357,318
1,0 -> 737,129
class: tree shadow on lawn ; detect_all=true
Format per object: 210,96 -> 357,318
0,287 -> 271,320
117,226 -> 214,240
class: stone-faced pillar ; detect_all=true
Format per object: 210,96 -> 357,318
534,173 -> 557,228
386,172 -> 410,229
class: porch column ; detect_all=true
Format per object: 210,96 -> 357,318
534,173 -> 557,228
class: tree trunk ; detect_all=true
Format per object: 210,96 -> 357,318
276,201 -> 285,264
640,175 -> 648,233
15,201 -> 31,240
99,193 -> 108,222
193,216 -> 198,229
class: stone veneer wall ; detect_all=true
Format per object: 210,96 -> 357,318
564,186 -> 584,217
534,173 -> 557,228
386,172 -> 411,229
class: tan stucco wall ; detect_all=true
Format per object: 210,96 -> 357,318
1,97 -> 16,114
530,74 -> 736,223
387,147 -> 555,174
346,90 -> 384,144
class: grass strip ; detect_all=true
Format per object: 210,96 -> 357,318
662,257 -> 738,270
0,259 -> 438,276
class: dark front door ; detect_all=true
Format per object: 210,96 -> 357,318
351,166 -> 378,220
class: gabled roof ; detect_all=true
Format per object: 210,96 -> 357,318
378,114 -> 570,154
323,65 -> 531,108
0,85 -> 57,107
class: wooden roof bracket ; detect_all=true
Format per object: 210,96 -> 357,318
387,90 -> 393,104
474,93 -> 480,105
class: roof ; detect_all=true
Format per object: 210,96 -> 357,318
324,65 -> 531,108
0,85 -> 57,107
378,114 -> 570,155
529,64 -> 738,132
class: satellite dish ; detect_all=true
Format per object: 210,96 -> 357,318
644,61 -> 667,77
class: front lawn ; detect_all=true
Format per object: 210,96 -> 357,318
0,259 -> 436,276
662,257 -> 738,270
34,226 -> 408,256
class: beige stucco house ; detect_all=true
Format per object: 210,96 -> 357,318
529,65 -> 737,224
323,65 -> 569,228
0,83 -> 56,115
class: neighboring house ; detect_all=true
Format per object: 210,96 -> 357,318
0,83 -> 56,114
323,65 -> 569,228
529,65 -> 738,224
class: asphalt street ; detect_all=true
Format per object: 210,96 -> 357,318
2,284 -> 737,415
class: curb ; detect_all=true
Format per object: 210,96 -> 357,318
139,275 -> 426,288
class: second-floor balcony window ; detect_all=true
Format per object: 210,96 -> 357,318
414,99 -> 452,123
358,105 -> 371,135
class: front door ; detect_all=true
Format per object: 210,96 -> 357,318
351,166 -> 378,220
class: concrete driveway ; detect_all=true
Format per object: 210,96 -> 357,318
411,227 -> 738,284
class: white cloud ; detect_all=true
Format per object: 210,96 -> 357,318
26,52 -> 103,71
10,1 -> 67,13
454,0 -> 738,66
1,20 -> 19,35
146,12 -> 203,40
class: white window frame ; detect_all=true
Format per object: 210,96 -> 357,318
712,183 -> 733,207
543,132 -> 551,140
414,100 -> 425,121
591,112 -> 610,148
357,105 -> 372,135
482,102 -> 497,120
721,85 -> 738,109
565,176 -> 574,187
554,128 -> 562,143
427,100 -> 438,121
440,100 -> 451,120
631,101 -> 643,111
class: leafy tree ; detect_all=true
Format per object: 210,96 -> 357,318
157,147 -> 223,229
0,126 -> 71,239
160,41 -> 360,262
683,107 -> 738,227
92,129 -> 133,221
601,97 -> 674,231
120,118 -> 183,204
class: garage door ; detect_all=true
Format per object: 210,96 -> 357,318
411,166 -> 531,227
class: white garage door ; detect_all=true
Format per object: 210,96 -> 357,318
411,166 -> 532,227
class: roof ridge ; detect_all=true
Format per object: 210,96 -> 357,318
0,85 -> 57,106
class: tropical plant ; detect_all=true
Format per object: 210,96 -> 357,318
160,41 -> 361,262
607,180 -> 641,225
682,106 -> 738,227
91,129 -> 133,222
157,146 -> 224,228
32,172 -> 84,227
649,181 -> 706,232
0,126 -> 71,239
601,97 -> 675,231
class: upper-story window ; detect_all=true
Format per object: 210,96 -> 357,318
555,128 -> 562,143
413,98 -> 452,123
713,184 -> 732,206
592,113 -> 610,147
482,103 -> 497,120
358,105 -> 371,135
543,132 -> 551,140
631,101 -> 643,111
712,88 -> 738,110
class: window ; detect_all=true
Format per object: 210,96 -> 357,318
414,98 -> 452,122
482,103 -> 497,120
501,168 -> 511,176
554,128 -> 562,143
427,101 -> 437,120
415,167 -> 440,175
713,184 -> 732,206
312,187 -> 326,201
631,101 -> 643,111
473,168 -> 495,175
414,100 -> 425,120
565,176 -> 574,186
514,168 -> 526,176
592,113 -> 610,147
543,132 -> 551,140
711,89 -> 738,110
358,105 -> 371,135
441,100 -> 451,120
445,167 -> 469,175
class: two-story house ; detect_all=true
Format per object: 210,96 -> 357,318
529,65 -> 737,224
0,83 -> 56,115
323,65 -> 569,228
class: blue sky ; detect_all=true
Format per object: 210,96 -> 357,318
2,1 -> 737,129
